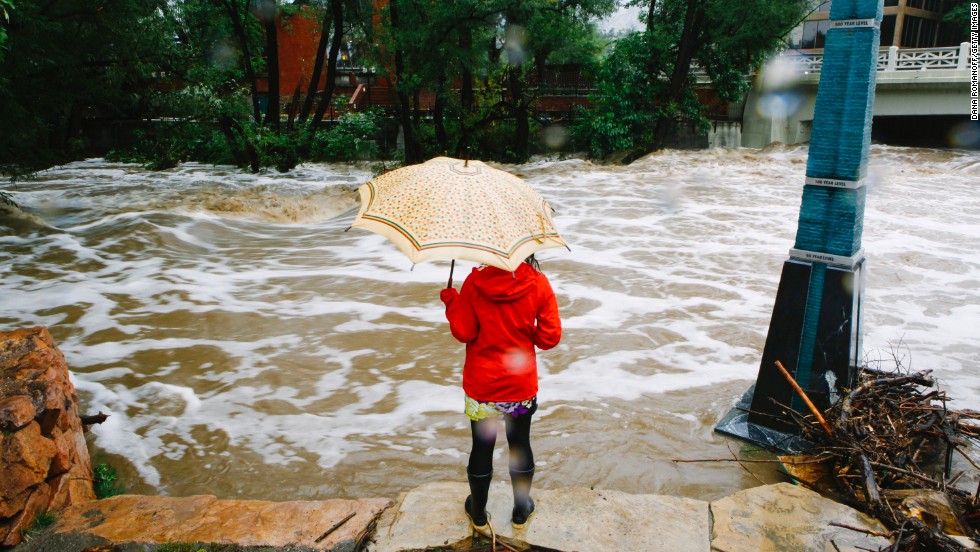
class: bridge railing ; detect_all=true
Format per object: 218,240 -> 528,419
779,42 -> 972,75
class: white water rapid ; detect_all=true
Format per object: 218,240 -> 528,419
2,145 -> 978,501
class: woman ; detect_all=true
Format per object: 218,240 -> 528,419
439,255 -> 562,530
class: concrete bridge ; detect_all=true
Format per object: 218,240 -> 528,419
738,43 -> 973,148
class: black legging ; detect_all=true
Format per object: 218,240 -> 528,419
467,399 -> 537,476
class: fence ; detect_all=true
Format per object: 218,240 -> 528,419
781,42 -> 972,74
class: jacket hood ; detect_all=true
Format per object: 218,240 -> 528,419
470,263 -> 536,302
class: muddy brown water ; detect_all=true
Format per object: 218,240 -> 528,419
2,145 -> 978,501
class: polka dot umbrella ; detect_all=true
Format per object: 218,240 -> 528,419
350,156 -> 568,282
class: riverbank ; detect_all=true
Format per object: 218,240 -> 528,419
14,480 -> 900,551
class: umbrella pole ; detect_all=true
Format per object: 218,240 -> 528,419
447,260 -> 455,288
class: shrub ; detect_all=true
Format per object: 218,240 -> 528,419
311,111 -> 381,162
93,463 -> 125,499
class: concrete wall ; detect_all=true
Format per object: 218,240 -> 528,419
742,69 -> 971,148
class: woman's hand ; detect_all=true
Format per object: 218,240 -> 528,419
440,287 -> 459,305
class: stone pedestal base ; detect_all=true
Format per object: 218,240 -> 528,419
717,257 -> 864,449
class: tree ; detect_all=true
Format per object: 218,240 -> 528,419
0,0 -> 172,174
0,0 -> 12,58
258,0 -> 281,129
298,0 -> 349,130
576,0 -> 808,160
943,0 -> 972,39
373,0 -> 612,163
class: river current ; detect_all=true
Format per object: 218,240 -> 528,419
2,145 -> 978,501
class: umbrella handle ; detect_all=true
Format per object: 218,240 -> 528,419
447,259 -> 455,288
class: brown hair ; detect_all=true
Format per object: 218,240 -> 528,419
524,254 -> 540,271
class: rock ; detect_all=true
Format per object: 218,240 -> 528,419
48,427 -> 73,476
0,421 -> 57,514
49,494 -> 393,551
710,482 -> 893,552
0,327 -> 97,547
1,480 -> 55,546
370,481 -> 710,552
884,489 -> 969,536
0,395 -> 36,429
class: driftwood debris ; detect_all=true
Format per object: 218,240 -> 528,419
80,411 -> 109,425
775,360 -> 834,437
778,363 -> 980,551
315,511 -> 356,543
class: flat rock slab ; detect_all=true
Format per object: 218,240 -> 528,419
47,494 -> 394,551
369,481 -> 710,552
710,482 -> 892,552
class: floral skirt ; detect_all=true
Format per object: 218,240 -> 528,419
464,394 -> 536,421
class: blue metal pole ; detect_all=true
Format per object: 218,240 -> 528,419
717,0 -> 882,448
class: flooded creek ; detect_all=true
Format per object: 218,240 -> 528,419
2,145 -> 978,502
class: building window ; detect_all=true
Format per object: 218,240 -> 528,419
902,15 -> 939,48
816,1 -> 831,12
906,0 -> 941,12
799,19 -> 831,49
884,0 -> 899,7
880,15 -> 896,46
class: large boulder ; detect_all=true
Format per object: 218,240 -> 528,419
0,327 -> 96,547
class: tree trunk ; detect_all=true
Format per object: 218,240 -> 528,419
460,29 -> 475,113
646,0 -> 658,35
653,0 -> 703,150
259,0 -> 280,130
221,0 -> 263,124
434,74 -> 448,154
389,0 -> 422,164
508,66 -> 530,161
298,1 -> 334,125
311,0 -> 345,130
505,16 -> 529,161
286,79 -> 304,130
457,29 -> 475,156
218,115 -> 260,172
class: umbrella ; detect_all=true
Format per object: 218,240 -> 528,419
349,156 -> 567,281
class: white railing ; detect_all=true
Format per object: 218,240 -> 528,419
781,42 -> 972,75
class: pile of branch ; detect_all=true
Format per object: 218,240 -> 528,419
777,361 -> 980,551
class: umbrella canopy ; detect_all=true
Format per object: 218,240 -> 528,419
350,156 -> 567,272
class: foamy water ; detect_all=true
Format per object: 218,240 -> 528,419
2,146 -> 978,501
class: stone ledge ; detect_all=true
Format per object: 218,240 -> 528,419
11,482 -> 912,552
369,481 -> 709,552
25,494 -> 394,552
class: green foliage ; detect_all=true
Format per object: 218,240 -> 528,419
107,123 -> 236,170
106,108 -> 384,172
20,510 -> 57,540
572,32 -> 664,158
0,0 -> 12,58
943,0 -> 972,38
0,0 -> 174,174
373,0 -> 614,163
93,463 -> 125,499
575,0 -> 807,159
0,0 -> 811,170
311,111 -> 382,162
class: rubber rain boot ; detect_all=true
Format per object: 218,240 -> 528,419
465,470 -> 492,531
510,467 -> 535,528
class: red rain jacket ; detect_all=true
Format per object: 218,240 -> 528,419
440,263 -> 561,402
